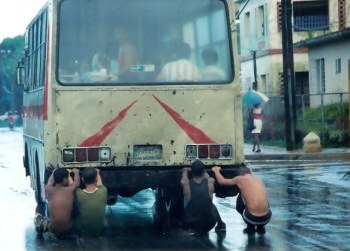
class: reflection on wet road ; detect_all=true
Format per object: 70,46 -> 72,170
1,128 -> 350,251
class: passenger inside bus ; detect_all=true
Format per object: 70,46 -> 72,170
57,0 -> 232,85
82,53 -> 119,83
201,48 -> 226,81
156,41 -> 200,82
112,25 -> 139,81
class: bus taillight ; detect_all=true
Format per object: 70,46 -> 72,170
209,145 -> 220,158
76,148 -> 87,162
221,145 -> 232,158
88,148 -> 99,161
62,149 -> 74,162
198,145 -> 209,158
185,144 -> 232,160
62,147 -> 112,163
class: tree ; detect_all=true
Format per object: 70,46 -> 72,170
0,36 -> 24,118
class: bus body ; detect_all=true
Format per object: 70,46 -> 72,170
18,0 -> 244,220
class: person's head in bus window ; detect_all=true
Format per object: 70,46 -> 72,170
91,53 -> 110,72
113,25 -> 138,81
114,25 -> 130,45
172,41 -> 191,61
157,40 -> 200,82
201,48 -> 225,81
202,48 -> 218,66
82,53 -> 118,83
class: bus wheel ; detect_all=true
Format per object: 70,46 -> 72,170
152,188 -> 169,233
168,191 -> 184,227
34,156 -> 46,216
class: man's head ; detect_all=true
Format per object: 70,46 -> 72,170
82,167 -> 97,185
237,166 -> 252,176
92,53 -> 111,71
191,160 -> 205,177
53,168 -> 69,185
172,41 -> 191,60
202,48 -> 218,65
114,26 -> 129,43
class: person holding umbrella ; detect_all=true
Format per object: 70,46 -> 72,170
241,89 -> 268,152
250,103 -> 263,152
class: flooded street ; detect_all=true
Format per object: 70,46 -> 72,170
1,128 -> 350,251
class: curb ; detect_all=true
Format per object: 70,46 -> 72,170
245,152 -> 350,163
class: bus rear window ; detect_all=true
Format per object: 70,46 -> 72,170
58,0 -> 233,85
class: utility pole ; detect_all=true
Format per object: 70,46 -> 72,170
252,50 -> 258,90
281,0 -> 297,150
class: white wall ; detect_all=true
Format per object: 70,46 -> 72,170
308,40 -> 350,106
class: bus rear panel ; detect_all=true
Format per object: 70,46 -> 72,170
20,0 -> 243,211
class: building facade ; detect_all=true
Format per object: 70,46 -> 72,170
236,0 -> 349,97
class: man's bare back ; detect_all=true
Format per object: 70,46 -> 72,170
230,174 -> 269,216
44,168 -> 80,235
212,166 -> 269,216
46,185 -> 77,232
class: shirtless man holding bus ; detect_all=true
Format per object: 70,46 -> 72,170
212,165 -> 272,235
34,168 -> 80,238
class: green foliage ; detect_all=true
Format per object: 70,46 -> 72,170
244,102 -> 350,148
323,130 -> 350,147
296,102 -> 349,147
296,102 -> 349,145
0,36 -> 24,116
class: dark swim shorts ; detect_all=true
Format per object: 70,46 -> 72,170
242,209 -> 272,225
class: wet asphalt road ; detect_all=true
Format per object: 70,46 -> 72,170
1,128 -> 350,251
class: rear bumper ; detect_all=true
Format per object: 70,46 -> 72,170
44,163 -> 244,197
100,163 -> 245,197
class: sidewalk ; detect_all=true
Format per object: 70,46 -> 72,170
244,143 -> 350,163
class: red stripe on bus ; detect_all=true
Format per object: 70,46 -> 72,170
153,95 -> 216,144
23,105 -> 44,119
79,100 -> 137,147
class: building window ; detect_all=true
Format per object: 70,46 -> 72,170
293,1 -> 329,32
335,58 -> 341,73
316,58 -> 325,93
260,74 -> 267,93
255,5 -> 265,37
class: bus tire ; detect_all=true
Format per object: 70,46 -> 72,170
34,154 -> 46,215
152,188 -> 169,233
168,190 -> 184,227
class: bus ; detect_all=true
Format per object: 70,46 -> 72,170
17,0 -> 244,227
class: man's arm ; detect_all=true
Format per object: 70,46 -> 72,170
180,168 -> 191,201
212,166 -> 237,186
70,168 -> 80,188
44,170 -> 55,197
46,172 -> 55,188
96,168 -> 103,186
